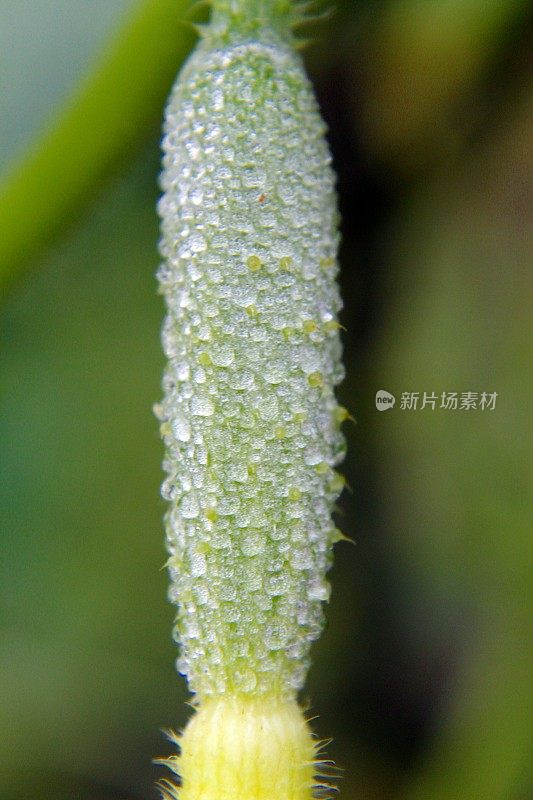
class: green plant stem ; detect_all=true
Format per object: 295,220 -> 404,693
0,0 -> 195,298
209,0 -> 298,41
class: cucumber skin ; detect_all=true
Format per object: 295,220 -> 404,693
157,30 -> 345,699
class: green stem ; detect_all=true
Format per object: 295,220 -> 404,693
209,0 -> 299,42
0,0 -> 195,298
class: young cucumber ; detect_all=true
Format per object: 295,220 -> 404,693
156,3 -> 346,797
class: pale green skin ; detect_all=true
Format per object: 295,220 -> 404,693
157,7 -> 345,699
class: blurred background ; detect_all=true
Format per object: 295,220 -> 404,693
1,1 -> 531,798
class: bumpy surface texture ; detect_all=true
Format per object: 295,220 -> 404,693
157,29 -> 345,698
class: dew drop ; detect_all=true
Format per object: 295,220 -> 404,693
181,495 -> 199,519
211,344 -> 235,366
172,416 -> 191,442
191,396 -> 214,416
266,574 -> 289,596
190,187 -> 203,205
308,579 -> 330,601
241,533 -> 265,557
189,233 -> 207,253
190,552 -> 207,577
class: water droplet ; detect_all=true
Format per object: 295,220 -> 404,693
229,371 -> 254,390
172,361 -> 189,382
241,532 -> 265,557
172,416 -> 191,442
304,449 -> 323,466
189,233 -> 207,253
243,568 -> 262,591
257,396 -> 278,421
190,187 -> 203,205
219,584 -> 237,601
212,89 -> 224,111
233,287 -> 257,307
191,396 -> 214,416
161,478 -> 179,502
181,495 -> 199,518
217,495 -> 240,516
266,574 -> 289,596
308,579 -> 330,601
211,344 -> 235,366
190,552 -> 206,577
292,548 -> 313,570
265,624 -> 288,649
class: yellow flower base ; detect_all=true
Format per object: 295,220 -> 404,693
159,695 -> 330,800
